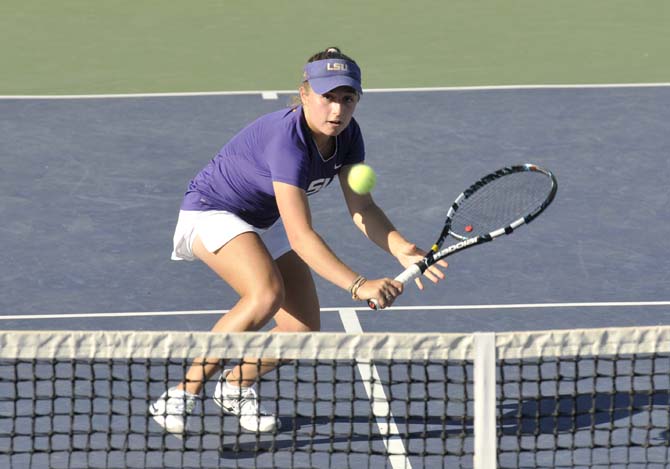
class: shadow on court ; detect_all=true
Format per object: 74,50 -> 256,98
217,390 -> 670,460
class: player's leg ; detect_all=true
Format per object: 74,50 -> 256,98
224,249 -> 320,386
273,249 -> 321,332
152,211 -> 287,434
181,231 -> 285,393
213,250 -> 319,432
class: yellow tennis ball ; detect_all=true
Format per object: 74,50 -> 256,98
347,164 -> 377,195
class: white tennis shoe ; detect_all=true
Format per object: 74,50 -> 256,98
213,369 -> 280,433
150,387 -> 198,435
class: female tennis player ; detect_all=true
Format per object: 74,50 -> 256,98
151,47 -> 447,435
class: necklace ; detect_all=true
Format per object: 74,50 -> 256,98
313,136 -> 337,162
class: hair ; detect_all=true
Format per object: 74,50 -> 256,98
305,46 -> 357,65
294,47 -> 359,104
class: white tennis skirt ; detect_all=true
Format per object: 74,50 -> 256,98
171,210 -> 292,261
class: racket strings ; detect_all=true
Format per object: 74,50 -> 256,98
450,171 -> 552,237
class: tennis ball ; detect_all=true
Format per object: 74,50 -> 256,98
347,164 -> 377,195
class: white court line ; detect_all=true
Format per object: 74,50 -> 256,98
1,82 -> 669,100
381,300 -> 670,311
338,308 -> 412,469
1,301 -> 668,321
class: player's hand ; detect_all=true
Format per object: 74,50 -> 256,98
356,278 -> 403,309
395,243 -> 448,290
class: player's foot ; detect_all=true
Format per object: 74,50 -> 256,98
213,369 -> 280,433
150,387 -> 198,435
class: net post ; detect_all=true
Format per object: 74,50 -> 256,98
473,332 -> 497,469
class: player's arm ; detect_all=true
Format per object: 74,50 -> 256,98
273,181 -> 401,307
338,165 -> 447,288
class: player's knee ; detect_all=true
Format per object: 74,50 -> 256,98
247,283 -> 285,325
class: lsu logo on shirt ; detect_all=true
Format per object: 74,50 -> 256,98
306,177 -> 334,195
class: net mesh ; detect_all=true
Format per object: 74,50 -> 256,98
1,326 -> 669,469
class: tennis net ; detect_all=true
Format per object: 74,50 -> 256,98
1,325 -> 669,468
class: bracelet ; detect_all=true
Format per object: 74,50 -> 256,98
348,275 -> 364,295
352,277 -> 367,300
348,275 -> 367,301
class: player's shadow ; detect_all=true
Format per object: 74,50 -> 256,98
218,414 -> 467,458
218,390 -> 670,459
499,390 -> 670,436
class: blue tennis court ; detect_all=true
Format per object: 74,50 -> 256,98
2,86 -> 669,327
2,86 -> 670,468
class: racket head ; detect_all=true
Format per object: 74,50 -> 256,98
437,164 -> 557,245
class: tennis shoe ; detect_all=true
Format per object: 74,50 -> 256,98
150,387 -> 197,435
213,369 -> 280,433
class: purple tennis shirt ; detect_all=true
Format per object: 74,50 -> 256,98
180,106 -> 365,228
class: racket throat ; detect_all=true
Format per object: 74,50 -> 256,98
418,256 -> 433,274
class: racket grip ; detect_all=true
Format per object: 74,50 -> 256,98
394,263 -> 423,284
367,264 -> 423,310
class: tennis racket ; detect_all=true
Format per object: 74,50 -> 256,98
368,163 -> 558,309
